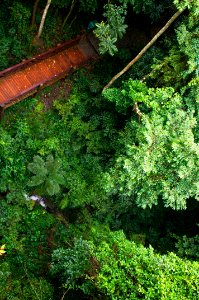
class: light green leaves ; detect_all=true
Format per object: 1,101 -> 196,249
103,80 -> 199,209
89,229 -> 199,299
174,0 -> 199,15
94,4 -> 127,55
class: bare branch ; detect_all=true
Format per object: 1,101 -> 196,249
103,9 -> 185,91
133,102 -> 142,121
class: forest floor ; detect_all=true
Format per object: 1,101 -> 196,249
38,79 -> 72,110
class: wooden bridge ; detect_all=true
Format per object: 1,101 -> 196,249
0,34 -> 99,114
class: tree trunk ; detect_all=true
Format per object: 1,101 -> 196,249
31,0 -> 40,26
37,0 -> 52,39
103,9 -> 185,91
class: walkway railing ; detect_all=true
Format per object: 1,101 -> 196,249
0,34 -> 99,112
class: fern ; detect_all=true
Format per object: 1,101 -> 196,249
28,155 -> 64,196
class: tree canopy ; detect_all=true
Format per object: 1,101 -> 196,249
0,0 -> 198,299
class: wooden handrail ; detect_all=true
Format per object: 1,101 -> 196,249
0,36 -> 81,78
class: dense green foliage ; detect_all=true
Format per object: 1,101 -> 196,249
89,229 -> 199,299
49,228 -> 199,299
0,0 -> 198,299
103,81 -> 198,209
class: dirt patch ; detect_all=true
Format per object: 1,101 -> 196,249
38,78 -> 72,110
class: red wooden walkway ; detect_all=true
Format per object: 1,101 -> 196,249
0,34 -> 99,110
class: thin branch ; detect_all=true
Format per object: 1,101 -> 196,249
62,0 -> 77,30
103,9 -> 185,91
60,288 -> 69,300
69,15 -> 77,28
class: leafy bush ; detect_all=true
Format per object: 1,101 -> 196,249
0,262 -> 54,300
175,234 -> 199,260
0,1 -> 33,69
95,3 -> 127,55
49,228 -> 199,299
51,237 -> 90,287
88,230 -> 199,299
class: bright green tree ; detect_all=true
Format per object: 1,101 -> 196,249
103,80 -> 199,209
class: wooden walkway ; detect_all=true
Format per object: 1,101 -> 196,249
0,34 -> 99,111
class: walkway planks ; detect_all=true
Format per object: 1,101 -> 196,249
0,34 -> 99,110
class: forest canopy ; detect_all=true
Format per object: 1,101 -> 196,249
0,0 -> 199,299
